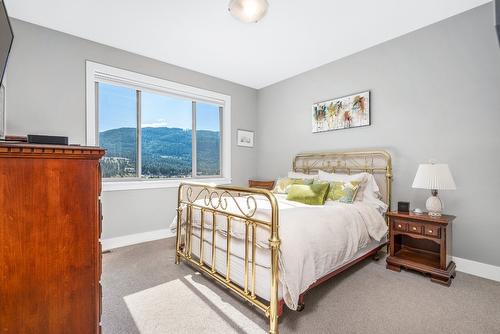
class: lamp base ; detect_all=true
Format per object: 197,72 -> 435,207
426,190 -> 443,216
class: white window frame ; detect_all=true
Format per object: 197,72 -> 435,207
86,61 -> 231,191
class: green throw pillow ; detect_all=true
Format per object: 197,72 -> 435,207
273,177 -> 313,194
286,183 -> 330,205
326,181 -> 361,203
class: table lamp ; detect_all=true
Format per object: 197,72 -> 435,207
412,163 -> 456,216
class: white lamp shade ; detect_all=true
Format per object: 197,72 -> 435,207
228,0 -> 269,23
412,164 -> 456,190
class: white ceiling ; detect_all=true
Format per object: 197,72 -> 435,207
5,0 -> 490,89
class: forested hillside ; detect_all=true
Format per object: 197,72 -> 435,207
99,127 -> 220,178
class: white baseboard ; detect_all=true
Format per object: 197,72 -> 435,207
453,256 -> 500,282
101,228 -> 175,251
101,230 -> 500,283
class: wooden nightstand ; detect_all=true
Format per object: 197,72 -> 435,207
248,180 -> 275,190
386,211 -> 456,286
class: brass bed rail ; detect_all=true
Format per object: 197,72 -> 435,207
175,183 -> 281,333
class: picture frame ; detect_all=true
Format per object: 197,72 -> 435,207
312,90 -> 370,133
237,129 -> 254,148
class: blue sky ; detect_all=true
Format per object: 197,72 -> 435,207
98,83 -> 220,132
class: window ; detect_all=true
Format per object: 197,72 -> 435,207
86,61 -> 231,190
196,102 -> 221,176
98,83 -> 138,178
98,84 -> 222,179
140,91 -> 194,179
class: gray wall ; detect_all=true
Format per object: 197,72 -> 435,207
257,4 -> 500,266
6,19 -> 258,239
5,4 -> 500,267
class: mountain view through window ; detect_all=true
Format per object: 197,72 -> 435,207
98,83 -> 221,179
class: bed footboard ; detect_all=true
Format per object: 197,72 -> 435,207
175,182 -> 281,334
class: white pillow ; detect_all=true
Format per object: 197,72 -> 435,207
363,173 -> 381,198
288,171 -> 318,180
318,169 -> 365,182
319,170 -> 384,199
357,173 -> 387,213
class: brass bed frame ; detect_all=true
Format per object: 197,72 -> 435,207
175,150 -> 392,334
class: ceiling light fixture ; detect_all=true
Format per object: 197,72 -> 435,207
228,0 -> 269,23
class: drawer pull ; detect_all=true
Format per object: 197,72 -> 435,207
412,227 -> 417,231
398,224 -> 402,228
429,230 -> 433,233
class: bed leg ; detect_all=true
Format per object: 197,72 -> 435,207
269,313 -> 279,334
296,294 -> 305,312
175,244 -> 184,265
277,300 -> 284,317
269,293 -> 280,333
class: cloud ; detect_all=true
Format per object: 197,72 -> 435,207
141,121 -> 170,128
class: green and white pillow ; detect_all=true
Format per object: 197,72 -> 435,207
325,180 -> 362,203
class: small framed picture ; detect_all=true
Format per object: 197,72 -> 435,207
237,129 -> 254,148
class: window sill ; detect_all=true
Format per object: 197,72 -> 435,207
102,177 -> 232,192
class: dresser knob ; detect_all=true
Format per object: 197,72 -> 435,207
398,224 -> 402,228
412,227 -> 417,231
429,230 -> 433,233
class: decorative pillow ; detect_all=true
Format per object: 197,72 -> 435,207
286,183 -> 330,205
272,177 -> 314,194
287,171 -> 319,180
318,170 -> 368,201
363,173 -> 383,199
326,181 -> 361,203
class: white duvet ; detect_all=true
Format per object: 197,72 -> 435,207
171,194 -> 388,310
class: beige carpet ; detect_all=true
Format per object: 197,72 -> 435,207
102,238 -> 500,334
122,273 -> 265,333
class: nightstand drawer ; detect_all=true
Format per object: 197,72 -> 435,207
393,219 -> 408,232
408,222 -> 423,234
424,225 -> 441,238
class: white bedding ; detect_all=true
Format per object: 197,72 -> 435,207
189,232 -> 386,302
172,193 -> 388,310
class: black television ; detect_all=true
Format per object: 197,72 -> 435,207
0,0 -> 13,86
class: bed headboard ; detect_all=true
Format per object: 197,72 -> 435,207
293,150 -> 393,210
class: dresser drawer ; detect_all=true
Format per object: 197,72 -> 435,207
393,219 -> 408,232
408,222 -> 423,234
424,225 -> 441,238
99,199 -> 103,237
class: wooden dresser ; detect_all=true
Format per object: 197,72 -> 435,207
0,143 -> 105,333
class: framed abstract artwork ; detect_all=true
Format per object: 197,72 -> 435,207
237,129 -> 254,147
312,91 -> 370,133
